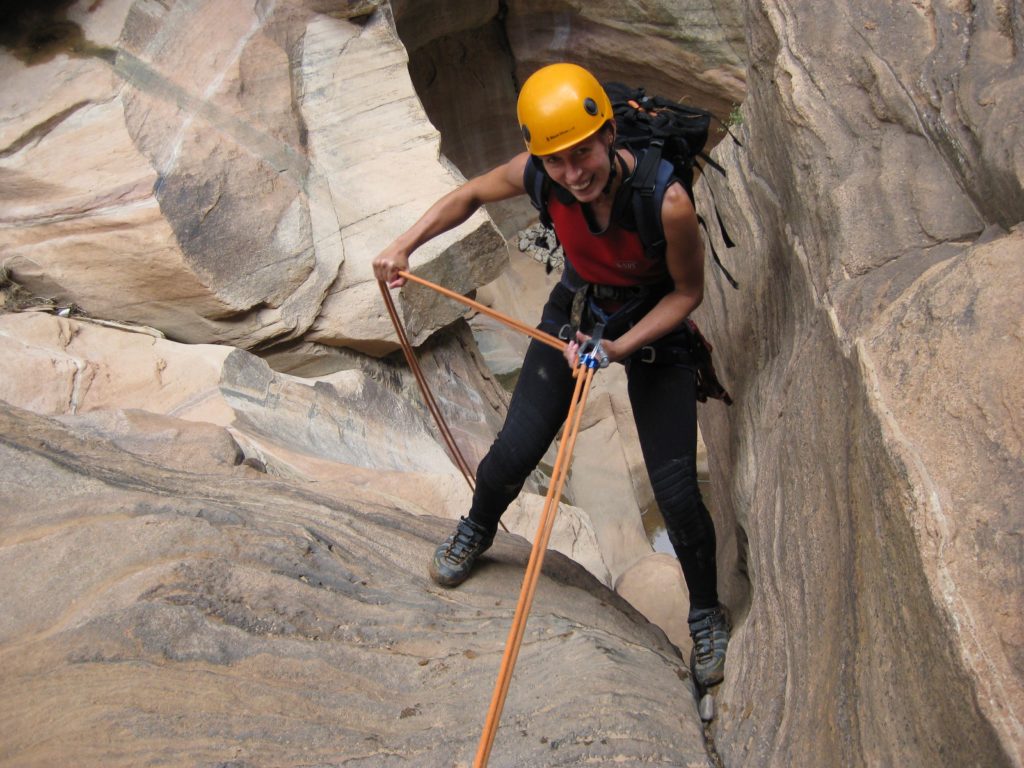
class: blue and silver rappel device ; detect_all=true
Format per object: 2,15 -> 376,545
578,323 -> 610,370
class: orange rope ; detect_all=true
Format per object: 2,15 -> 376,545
377,270 -> 567,491
398,271 -> 566,354
473,363 -> 596,768
377,280 -> 477,490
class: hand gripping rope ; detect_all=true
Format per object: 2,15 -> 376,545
378,272 -> 606,768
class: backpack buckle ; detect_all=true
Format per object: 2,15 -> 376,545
639,346 -> 657,364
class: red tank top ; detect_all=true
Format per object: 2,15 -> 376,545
548,195 -> 667,287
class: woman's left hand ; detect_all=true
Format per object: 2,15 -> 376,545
564,331 -> 616,369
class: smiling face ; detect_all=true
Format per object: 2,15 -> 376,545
540,126 -> 614,203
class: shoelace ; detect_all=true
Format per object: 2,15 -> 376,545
691,613 -> 725,663
693,632 -> 716,663
447,524 -> 484,562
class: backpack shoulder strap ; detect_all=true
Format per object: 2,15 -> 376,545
629,146 -> 676,261
523,158 -> 553,228
629,148 -> 740,289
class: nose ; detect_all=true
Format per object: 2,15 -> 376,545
564,157 -> 585,183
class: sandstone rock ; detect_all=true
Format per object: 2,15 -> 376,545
0,400 -> 709,767
54,408 -> 247,474
694,1 -> 1023,765
615,553 -> 692,654
0,3 -> 507,351
8,2 -> 1020,766
0,311 -> 456,475
505,0 -> 747,123
0,311 -> 613,586
395,0 -> 747,188
298,11 -> 509,354
569,373 -> 655,580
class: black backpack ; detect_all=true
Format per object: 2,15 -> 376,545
525,82 -> 740,289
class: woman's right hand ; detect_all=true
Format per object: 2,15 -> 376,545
372,244 -> 410,289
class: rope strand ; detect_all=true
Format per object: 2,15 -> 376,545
378,280 -> 477,490
473,363 -> 596,767
398,271 -> 566,354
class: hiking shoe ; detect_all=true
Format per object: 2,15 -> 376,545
688,605 -> 730,688
429,517 -> 495,588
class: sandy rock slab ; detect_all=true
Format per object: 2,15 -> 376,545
0,403 -> 707,767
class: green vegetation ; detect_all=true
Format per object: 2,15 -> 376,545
725,104 -> 744,128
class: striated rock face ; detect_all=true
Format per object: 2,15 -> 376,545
396,0 -> 747,193
0,0 -> 732,652
0,3 -> 745,763
0,1 -> 507,352
0,400 -> 709,767
695,1 -> 1023,765
0,307 -> 617,580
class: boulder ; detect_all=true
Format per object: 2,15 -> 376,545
615,553 -> 692,654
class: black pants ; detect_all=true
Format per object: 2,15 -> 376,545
468,284 -> 719,610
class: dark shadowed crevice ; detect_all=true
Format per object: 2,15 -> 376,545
0,0 -> 83,65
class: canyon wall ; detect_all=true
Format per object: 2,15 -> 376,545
693,1 -> 1023,764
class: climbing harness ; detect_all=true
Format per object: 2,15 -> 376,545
378,272 -> 605,768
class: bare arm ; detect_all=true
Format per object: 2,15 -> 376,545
567,182 -> 705,364
373,153 -> 530,287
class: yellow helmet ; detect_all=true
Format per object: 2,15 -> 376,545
517,63 -> 613,156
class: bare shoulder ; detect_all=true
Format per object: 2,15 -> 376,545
660,180 -> 703,263
660,181 -> 697,226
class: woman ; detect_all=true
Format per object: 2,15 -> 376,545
373,63 -> 729,687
